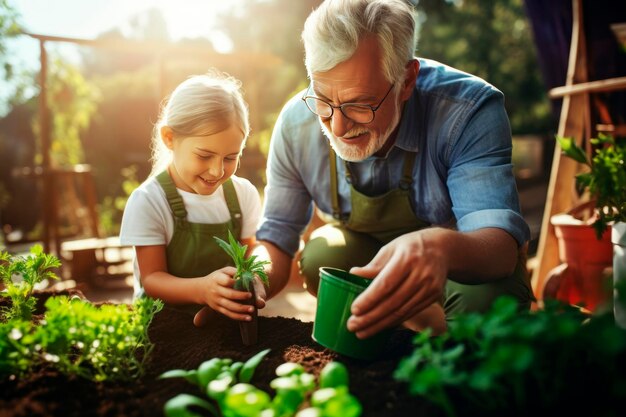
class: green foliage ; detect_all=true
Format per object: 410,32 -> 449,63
0,244 -> 60,321
557,134 -> 626,238
98,165 -> 140,236
0,295 -> 163,381
394,296 -> 626,416
161,352 -> 361,417
31,57 -> 101,167
415,0 -> 552,134
214,230 -> 270,291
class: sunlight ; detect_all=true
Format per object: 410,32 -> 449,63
11,0 -> 240,51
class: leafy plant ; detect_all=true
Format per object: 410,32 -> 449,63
214,230 -> 270,292
394,295 -> 626,416
0,295 -> 163,381
214,230 -> 270,345
161,353 -> 362,417
160,349 -> 270,416
558,134 -> 626,238
0,244 -> 60,321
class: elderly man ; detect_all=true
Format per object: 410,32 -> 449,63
254,0 -> 532,338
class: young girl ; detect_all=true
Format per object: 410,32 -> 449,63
120,71 -> 264,324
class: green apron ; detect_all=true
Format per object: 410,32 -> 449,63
299,147 -> 533,318
154,170 -> 242,313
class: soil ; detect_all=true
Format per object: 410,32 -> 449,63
0,290 -> 442,417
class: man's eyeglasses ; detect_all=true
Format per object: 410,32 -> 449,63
301,83 -> 395,124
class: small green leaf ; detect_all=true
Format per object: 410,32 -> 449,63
319,362 -> 349,388
239,348 -> 271,383
197,358 -> 221,388
164,394 -> 218,417
276,362 -> 305,377
557,136 -> 589,165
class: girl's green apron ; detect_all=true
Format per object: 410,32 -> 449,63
299,148 -> 533,317
153,171 -> 242,314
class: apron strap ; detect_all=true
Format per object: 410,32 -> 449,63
222,179 -> 243,233
156,170 -> 187,219
329,146 -> 342,220
399,151 -> 417,190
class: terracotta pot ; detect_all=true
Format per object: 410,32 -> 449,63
544,212 -> 613,311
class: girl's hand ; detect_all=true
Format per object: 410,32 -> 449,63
199,266 -> 256,322
253,276 -> 267,309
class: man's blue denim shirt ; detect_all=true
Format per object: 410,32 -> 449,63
257,58 -> 530,257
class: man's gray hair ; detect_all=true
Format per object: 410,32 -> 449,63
302,0 -> 417,84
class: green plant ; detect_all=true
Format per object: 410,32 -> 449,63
0,244 -> 60,321
0,295 -> 163,381
558,134 -> 626,238
214,230 -> 270,292
161,354 -> 362,417
160,349 -> 270,416
214,230 -> 270,345
394,296 -> 626,416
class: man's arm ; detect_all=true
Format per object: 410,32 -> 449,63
252,240 -> 293,299
347,226 -> 518,338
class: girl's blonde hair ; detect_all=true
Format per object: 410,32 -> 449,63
150,70 -> 250,176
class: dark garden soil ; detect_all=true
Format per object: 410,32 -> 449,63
0,290 -> 442,417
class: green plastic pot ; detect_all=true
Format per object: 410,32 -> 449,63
312,267 -> 393,360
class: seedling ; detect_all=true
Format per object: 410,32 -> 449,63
160,349 -> 271,416
0,244 -> 60,321
214,230 -> 270,345
161,352 -> 362,417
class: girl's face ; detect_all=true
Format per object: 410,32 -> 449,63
163,124 -> 245,195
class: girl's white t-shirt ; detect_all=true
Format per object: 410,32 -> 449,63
119,174 -> 262,297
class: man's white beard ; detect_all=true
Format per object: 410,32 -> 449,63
320,102 -> 401,162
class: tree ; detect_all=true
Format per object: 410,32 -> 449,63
414,0 -> 552,134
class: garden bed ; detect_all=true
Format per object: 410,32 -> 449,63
0,290 -> 440,417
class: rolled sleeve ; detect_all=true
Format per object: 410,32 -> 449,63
446,92 -> 530,246
457,209 -> 530,246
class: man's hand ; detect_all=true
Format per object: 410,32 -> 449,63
346,229 -> 448,339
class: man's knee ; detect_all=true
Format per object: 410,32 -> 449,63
443,270 -> 533,318
298,225 -> 381,296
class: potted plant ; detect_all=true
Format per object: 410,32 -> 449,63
557,134 -> 626,326
214,231 -> 270,345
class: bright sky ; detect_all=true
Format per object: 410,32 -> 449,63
10,0 -> 239,48
1,0 -> 241,115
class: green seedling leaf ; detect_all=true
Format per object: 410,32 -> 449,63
159,369 -> 199,386
319,362 -> 349,388
224,384 -> 271,417
239,348 -> 270,383
276,362 -> 305,377
295,407 -> 323,417
323,393 -> 362,417
229,361 -> 244,376
270,376 -> 300,392
214,231 -> 270,291
273,388 -> 306,414
207,374 -> 234,401
197,358 -> 221,388
164,393 -> 218,417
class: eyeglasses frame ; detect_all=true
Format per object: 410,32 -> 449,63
301,83 -> 395,124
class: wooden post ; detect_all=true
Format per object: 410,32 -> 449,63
531,0 -> 589,301
38,39 -> 57,256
